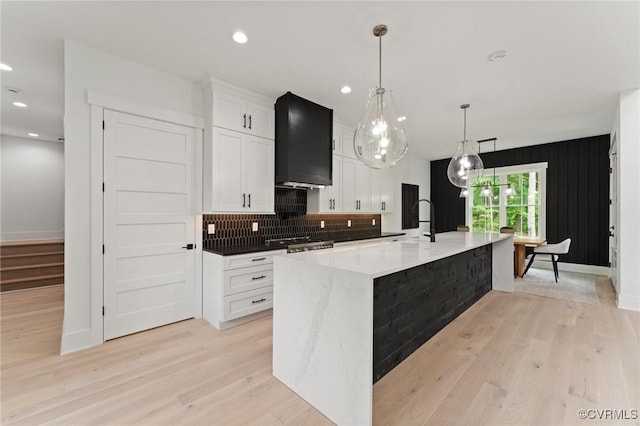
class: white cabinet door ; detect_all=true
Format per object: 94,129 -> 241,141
355,161 -> 370,212
246,102 -> 274,139
370,168 -> 382,213
380,168 -> 394,213
212,128 -> 244,212
212,91 -> 246,133
244,136 -> 275,213
331,155 -> 343,212
340,125 -> 357,159
342,157 -> 358,212
332,123 -> 343,155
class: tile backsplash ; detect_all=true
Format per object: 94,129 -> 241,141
203,188 -> 381,249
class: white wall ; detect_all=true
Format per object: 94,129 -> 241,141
612,88 -> 640,312
62,40 -> 203,353
0,135 -> 64,241
381,152 -> 430,237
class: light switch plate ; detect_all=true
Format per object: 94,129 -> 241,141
252,222 -> 258,232
320,220 -> 325,229
347,220 -> 351,227
207,224 -> 215,234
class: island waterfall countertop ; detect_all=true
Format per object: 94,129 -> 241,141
272,231 -> 514,426
282,230 -> 513,278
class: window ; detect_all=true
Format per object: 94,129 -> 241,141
466,162 -> 547,238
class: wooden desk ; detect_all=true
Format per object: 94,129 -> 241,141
513,238 -> 546,277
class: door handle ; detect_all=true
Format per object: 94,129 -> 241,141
181,243 -> 195,250
242,193 -> 246,208
252,257 -> 267,262
248,114 -> 252,129
251,275 -> 266,281
243,114 -> 247,128
248,193 -> 251,208
251,298 -> 266,304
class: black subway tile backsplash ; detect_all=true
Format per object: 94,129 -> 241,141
203,188 -> 381,249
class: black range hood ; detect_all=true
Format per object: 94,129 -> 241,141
275,92 -> 333,189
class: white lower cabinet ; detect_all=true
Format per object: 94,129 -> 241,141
203,250 -> 284,329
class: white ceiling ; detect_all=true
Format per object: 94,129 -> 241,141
1,1 -> 638,160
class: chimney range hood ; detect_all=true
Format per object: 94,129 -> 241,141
275,92 -> 333,189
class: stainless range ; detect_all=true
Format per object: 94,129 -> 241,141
265,236 -> 334,253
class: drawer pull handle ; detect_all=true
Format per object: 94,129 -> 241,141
251,275 -> 266,280
251,298 -> 266,304
252,257 -> 266,262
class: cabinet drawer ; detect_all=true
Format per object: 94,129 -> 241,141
223,287 -> 273,321
224,265 -> 273,296
223,251 -> 279,270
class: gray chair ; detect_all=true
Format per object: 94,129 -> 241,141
522,238 -> 571,282
499,227 -> 514,234
457,225 -> 469,232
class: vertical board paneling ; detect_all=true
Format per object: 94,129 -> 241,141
431,135 -> 610,266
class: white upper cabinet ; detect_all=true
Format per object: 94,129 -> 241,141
342,157 -> 370,212
339,124 -> 357,159
332,122 -> 343,155
206,128 -> 275,213
307,154 -> 342,213
212,86 -> 274,140
203,80 -> 275,213
370,168 -> 394,213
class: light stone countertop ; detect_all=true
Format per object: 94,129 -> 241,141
277,231 -> 513,279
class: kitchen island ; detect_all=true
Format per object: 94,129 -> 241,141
272,231 -> 513,425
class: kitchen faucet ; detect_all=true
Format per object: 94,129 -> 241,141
413,199 -> 436,242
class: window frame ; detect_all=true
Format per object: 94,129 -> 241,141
465,162 -> 547,238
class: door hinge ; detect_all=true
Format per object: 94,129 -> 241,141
102,120 -> 105,130
102,306 -> 105,316
102,245 -> 105,254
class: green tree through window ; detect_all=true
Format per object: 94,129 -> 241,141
466,163 -> 546,238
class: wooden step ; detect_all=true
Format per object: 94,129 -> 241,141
1,251 -> 64,267
0,274 -> 64,292
0,240 -> 64,257
1,263 -> 64,281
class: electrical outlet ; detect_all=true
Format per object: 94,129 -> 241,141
347,220 -> 351,227
252,222 -> 259,232
320,220 -> 325,229
207,224 -> 216,234
372,219 -> 376,225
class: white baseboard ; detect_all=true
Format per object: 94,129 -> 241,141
531,260 -> 609,276
1,230 -> 64,242
617,294 -> 640,312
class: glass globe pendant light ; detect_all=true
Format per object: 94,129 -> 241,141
447,104 -> 484,188
353,24 -> 408,169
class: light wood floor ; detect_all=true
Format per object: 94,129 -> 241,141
1,278 -> 638,425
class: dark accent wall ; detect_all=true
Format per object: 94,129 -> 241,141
372,245 -> 492,383
203,188 -> 381,249
431,135 -> 610,266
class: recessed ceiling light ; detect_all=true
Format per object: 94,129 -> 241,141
397,116 -> 407,122
340,86 -> 352,94
488,50 -> 507,62
232,31 -> 248,44
28,133 -> 39,137
0,63 -> 13,71
13,101 -> 27,108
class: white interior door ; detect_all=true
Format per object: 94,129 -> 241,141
103,110 -> 196,340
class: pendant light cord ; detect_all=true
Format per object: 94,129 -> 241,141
378,35 -> 382,89
463,107 -> 467,141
